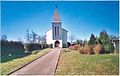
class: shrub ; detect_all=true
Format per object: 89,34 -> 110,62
25,43 -> 41,51
93,44 -> 105,54
99,30 -> 115,53
79,45 -> 94,54
104,42 -> 114,53
44,44 -> 49,48
69,45 -> 79,50
24,51 -> 31,54
48,44 -> 53,48
67,42 -> 71,47
82,45 -> 88,54
31,50 -> 39,55
88,46 -> 95,54
69,46 -> 74,50
79,46 -> 84,54
79,44 -> 105,55
74,45 -> 79,50
62,43 -> 67,48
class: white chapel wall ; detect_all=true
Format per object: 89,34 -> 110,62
46,29 -> 53,44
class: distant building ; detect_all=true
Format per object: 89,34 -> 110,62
45,6 -> 68,48
110,37 -> 119,53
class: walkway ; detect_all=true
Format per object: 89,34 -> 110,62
11,48 -> 61,75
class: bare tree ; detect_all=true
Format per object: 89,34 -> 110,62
76,39 -> 83,46
69,34 -> 76,43
25,29 -> 30,43
38,36 -> 41,44
30,30 -> 38,43
40,35 -> 46,48
83,39 -> 87,46
25,30 -> 47,45
1,35 -> 7,41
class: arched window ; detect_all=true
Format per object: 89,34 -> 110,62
57,27 -> 59,36
55,26 -> 56,36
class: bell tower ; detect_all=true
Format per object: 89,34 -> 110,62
52,5 -> 62,40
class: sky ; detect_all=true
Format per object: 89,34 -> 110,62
1,1 -> 119,42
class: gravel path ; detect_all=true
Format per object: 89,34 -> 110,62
11,48 -> 61,75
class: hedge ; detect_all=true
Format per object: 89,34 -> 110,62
25,43 -> 42,51
1,40 -> 25,56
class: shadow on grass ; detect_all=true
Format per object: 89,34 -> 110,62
1,48 -> 45,63
1,53 -> 31,63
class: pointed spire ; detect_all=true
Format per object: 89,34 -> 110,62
55,3 -> 57,9
52,4 -> 60,22
55,2 -> 57,9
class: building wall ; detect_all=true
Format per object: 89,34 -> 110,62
46,29 -> 53,44
52,22 -> 62,40
46,28 -> 67,48
62,28 -> 68,47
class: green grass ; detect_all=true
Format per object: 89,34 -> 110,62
1,53 -> 29,63
55,49 -> 119,75
1,48 -> 52,75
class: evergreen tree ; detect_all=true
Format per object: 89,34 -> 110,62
95,36 -> 102,45
99,30 -> 114,53
99,30 -> 108,43
88,34 -> 96,45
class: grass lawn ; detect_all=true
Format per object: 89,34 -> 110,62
1,53 -> 29,63
1,48 -> 52,75
55,48 -> 119,75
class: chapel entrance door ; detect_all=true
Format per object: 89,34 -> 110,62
54,40 -> 60,47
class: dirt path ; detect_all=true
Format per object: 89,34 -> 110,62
11,48 -> 61,75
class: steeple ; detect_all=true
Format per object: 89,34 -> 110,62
52,4 -> 60,22
55,3 -> 57,9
